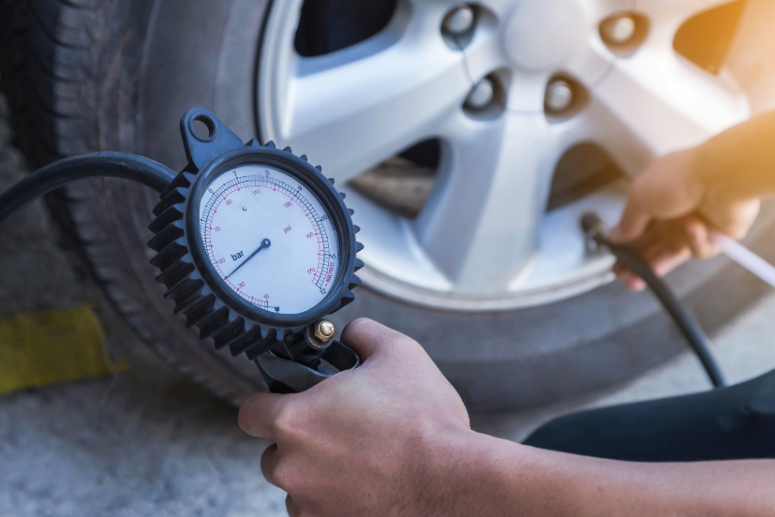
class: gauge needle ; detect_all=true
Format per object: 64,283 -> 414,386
226,239 -> 272,279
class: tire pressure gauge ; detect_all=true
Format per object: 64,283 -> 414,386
148,108 -> 364,393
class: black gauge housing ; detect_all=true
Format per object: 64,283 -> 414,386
187,147 -> 358,327
147,108 -> 363,361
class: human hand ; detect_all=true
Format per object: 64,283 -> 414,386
238,319 -> 472,517
238,323 -> 775,517
611,147 -> 760,291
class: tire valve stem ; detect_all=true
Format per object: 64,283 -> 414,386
580,212 -> 609,252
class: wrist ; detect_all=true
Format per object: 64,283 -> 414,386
422,429 -> 575,517
411,427 -> 482,517
426,431 -> 640,517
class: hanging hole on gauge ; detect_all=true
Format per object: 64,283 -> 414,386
191,115 -> 217,142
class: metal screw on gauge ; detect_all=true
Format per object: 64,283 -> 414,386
545,80 -> 574,113
315,320 -> 336,343
465,78 -> 495,110
604,15 -> 636,44
443,5 -> 475,36
307,320 -> 337,350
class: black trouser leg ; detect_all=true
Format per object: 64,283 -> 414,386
523,370 -> 775,462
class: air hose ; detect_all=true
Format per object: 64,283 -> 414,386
0,152 -> 177,227
581,213 -> 727,389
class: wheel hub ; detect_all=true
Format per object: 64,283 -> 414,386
258,0 -> 750,311
503,0 -> 585,71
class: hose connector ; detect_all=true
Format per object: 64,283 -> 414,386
580,212 -> 609,250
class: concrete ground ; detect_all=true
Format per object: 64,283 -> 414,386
3,296 -> 775,516
2,100 -> 775,516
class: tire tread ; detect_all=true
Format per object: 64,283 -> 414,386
0,0 -> 258,404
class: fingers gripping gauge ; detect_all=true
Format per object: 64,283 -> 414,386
148,108 -> 364,393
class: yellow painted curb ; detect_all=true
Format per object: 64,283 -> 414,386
0,306 -> 129,396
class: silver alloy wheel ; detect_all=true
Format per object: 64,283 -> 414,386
258,0 -> 750,311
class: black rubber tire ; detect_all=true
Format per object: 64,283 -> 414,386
0,0 -> 266,403
2,0 -> 774,412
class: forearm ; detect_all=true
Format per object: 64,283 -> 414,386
546,450 -> 775,516
696,109 -> 775,203
437,432 -> 775,517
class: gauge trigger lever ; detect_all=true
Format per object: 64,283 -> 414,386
255,341 -> 361,394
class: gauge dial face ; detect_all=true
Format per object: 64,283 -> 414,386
199,165 -> 340,315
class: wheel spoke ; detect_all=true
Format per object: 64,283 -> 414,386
591,45 -> 749,169
262,6 -> 471,184
413,113 -> 558,294
506,72 -> 550,113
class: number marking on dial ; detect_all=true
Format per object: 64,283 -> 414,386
199,166 -> 339,315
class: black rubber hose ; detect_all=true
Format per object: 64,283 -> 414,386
0,152 -> 177,227
581,213 -> 727,388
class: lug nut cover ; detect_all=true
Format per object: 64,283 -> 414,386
466,78 -> 495,110
546,80 -> 573,113
605,15 -> 636,44
444,6 -> 475,36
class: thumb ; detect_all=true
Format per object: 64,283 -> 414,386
611,199 -> 652,243
340,318 -> 408,363
612,148 -> 706,243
